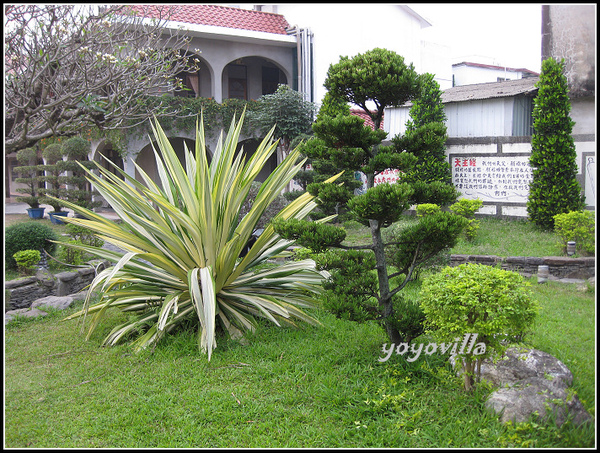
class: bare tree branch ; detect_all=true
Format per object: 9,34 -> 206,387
5,4 -> 198,154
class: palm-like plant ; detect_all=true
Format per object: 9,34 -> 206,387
62,112 -> 338,359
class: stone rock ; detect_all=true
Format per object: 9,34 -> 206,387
69,292 -> 88,302
5,307 -> 48,324
479,348 -> 572,387
486,377 -> 593,427
481,348 -> 593,427
31,295 -> 75,311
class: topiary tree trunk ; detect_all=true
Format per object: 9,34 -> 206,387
527,58 -> 585,230
39,143 -> 66,213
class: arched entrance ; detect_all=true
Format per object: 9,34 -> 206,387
236,138 -> 277,182
223,56 -> 288,101
174,52 -> 213,99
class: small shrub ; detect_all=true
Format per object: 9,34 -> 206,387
5,222 -> 60,269
65,223 -> 104,247
13,250 -> 41,275
239,181 -> 289,229
419,264 -> 538,391
416,203 -> 440,217
450,198 -> 483,241
57,239 -> 86,266
312,249 -> 379,323
387,294 -> 426,344
553,210 -> 595,255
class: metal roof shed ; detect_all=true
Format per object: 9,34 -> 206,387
384,77 -> 539,138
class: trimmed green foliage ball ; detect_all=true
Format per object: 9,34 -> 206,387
5,222 -> 59,269
13,249 -> 41,274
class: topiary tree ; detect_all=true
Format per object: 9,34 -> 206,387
419,264 -> 538,391
250,84 -> 316,160
14,147 -> 42,209
393,73 -> 451,184
527,58 -> 585,230
60,136 -> 102,212
316,90 -> 351,122
273,48 -> 466,345
297,90 -> 363,221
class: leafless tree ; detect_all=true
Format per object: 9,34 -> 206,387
5,4 -> 198,154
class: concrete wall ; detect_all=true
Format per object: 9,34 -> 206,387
542,4 -> 596,99
446,135 -> 595,218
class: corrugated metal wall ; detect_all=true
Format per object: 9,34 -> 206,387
512,96 -> 534,136
384,95 -> 534,138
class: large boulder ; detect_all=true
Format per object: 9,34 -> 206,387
480,348 -> 593,427
31,295 -> 75,311
479,347 -> 572,387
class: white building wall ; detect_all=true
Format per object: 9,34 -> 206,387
453,65 -> 525,86
272,4 -> 437,105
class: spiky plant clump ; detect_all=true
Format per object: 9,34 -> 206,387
62,112 -> 338,359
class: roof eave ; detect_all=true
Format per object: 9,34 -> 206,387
157,18 -> 298,46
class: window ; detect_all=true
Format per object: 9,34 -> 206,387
175,71 -> 200,98
228,64 -> 247,100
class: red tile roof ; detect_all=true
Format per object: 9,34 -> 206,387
351,109 -> 384,130
128,4 -> 290,35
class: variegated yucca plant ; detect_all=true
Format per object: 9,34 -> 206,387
62,112 -> 338,359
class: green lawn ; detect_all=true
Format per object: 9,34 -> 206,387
4,214 -> 595,448
341,216 -> 564,257
4,279 -> 595,448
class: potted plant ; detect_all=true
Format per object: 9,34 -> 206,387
39,143 -> 69,224
61,136 -> 102,218
14,147 -> 44,219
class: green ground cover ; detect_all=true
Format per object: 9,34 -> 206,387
342,216 -> 563,257
4,280 -> 595,448
4,214 -> 595,448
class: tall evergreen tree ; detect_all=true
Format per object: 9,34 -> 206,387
527,58 -> 585,229
393,73 -> 451,184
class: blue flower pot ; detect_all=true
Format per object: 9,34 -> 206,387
49,211 -> 69,225
26,207 -> 45,219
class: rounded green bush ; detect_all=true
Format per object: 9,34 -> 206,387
5,222 -> 60,269
13,249 -> 41,273
553,210 -> 595,255
419,263 -> 538,390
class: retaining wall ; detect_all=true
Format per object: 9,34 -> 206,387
5,260 -> 110,312
450,254 -> 595,280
